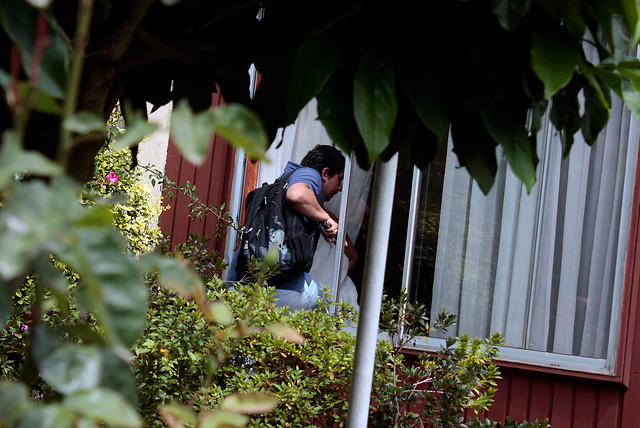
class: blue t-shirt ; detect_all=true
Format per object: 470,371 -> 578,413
280,161 -> 324,206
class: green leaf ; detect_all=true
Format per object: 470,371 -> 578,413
16,81 -> 63,115
100,347 -> 138,405
317,68 -> 362,154
621,76 -> 640,118
221,391 -> 279,415
142,252 -> 205,302
353,48 -> 398,164
159,403 -> 198,427
265,323 -> 305,345
205,300 -> 234,325
531,21 -> 579,99
481,107 -> 537,192
286,34 -> 342,122
610,14 -> 631,64
582,79 -> 611,144
63,228 -> 147,348
0,179 -> 79,279
63,111 -> 107,134
170,99 -> 217,164
0,130 -> 63,188
0,381 -> 31,424
112,109 -> 158,150
0,0 -> 67,99
63,388 -> 142,427
491,0 -> 533,31
71,204 -> 114,227
451,113 -> 498,195
564,0 -> 586,38
399,63 -> 449,143
210,103 -> 269,161
535,0 -> 567,19
550,80 -> 581,156
622,0 -> 640,46
31,324 -> 64,367
39,344 -> 102,394
199,411 -> 249,428
16,404 -> 75,428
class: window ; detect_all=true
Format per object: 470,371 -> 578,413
396,92 -> 639,374
230,89 -> 639,375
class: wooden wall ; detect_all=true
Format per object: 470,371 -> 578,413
159,91 -> 236,258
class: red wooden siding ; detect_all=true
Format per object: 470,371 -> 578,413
159,91 -> 236,258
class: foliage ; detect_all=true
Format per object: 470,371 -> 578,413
133,277 -> 357,428
4,0 -> 640,192
466,417 -> 551,428
369,291 -> 504,427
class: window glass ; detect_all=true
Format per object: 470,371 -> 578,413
401,94 -> 639,367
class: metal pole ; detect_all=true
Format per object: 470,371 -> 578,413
330,153 -> 353,308
346,153 -> 398,428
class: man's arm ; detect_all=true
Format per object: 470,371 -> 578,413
286,182 -> 338,235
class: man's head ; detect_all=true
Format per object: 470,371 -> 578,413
301,145 -> 345,201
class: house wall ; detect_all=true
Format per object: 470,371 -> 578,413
158,91 -> 236,258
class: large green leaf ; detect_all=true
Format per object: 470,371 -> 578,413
0,179 -> 80,279
582,79 -> 611,144
491,0 -> 533,31
210,103 -> 269,161
451,113 -> 498,194
621,77 -> 640,118
221,391 -> 279,415
0,381 -> 31,424
317,66 -> 362,155
353,48 -> 398,164
622,0 -> 640,46
112,108 -> 158,150
535,0 -> 567,19
39,344 -> 102,395
0,130 -> 63,188
199,411 -> 249,428
286,34 -> 342,122
481,106 -> 537,193
16,404 -> 75,428
63,388 -> 142,427
100,347 -> 138,405
0,0 -> 67,99
63,228 -> 147,348
399,63 -> 449,143
170,98 -> 214,164
142,252 -> 205,302
63,111 -> 107,135
550,80 -> 581,156
531,21 -> 579,99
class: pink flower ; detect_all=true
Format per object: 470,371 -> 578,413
20,324 -> 28,332
107,172 -> 119,184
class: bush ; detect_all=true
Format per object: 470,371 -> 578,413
133,278 -> 357,427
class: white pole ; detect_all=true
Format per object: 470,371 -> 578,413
346,153 -> 398,428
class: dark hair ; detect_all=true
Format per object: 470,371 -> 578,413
300,145 -> 345,176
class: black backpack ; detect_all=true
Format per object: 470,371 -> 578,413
236,169 -> 319,282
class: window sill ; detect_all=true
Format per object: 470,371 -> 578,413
401,337 -> 628,388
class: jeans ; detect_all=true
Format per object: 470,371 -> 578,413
273,275 -> 324,311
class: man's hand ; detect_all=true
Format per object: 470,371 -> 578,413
322,217 -> 339,241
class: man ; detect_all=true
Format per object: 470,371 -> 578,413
230,144 -> 346,310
